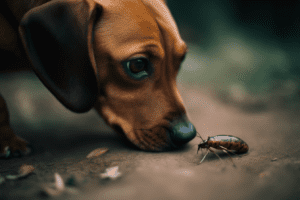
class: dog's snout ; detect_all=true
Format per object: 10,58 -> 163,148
169,119 -> 197,146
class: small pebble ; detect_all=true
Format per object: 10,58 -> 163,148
271,158 -> 278,162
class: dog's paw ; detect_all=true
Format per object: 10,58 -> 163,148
0,126 -> 33,159
0,137 -> 32,158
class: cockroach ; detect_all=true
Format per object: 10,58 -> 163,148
197,133 -> 249,165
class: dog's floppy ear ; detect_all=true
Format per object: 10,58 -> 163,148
19,0 -> 102,113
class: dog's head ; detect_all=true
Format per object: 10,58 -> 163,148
19,0 -> 196,151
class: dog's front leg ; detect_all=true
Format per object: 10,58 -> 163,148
0,95 -> 31,158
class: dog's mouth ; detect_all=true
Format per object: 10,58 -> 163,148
111,124 -> 140,150
111,124 -> 175,151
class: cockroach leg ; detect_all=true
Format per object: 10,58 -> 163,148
221,149 -> 236,166
219,145 -> 242,158
200,149 -> 210,163
208,148 -> 224,162
218,145 -> 236,155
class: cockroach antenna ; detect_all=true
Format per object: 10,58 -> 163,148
196,132 -> 205,142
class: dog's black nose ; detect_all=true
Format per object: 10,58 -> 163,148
170,121 -> 196,146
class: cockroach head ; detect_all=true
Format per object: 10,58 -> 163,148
197,141 -> 207,154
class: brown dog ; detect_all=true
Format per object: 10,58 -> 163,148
0,0 -> 196,156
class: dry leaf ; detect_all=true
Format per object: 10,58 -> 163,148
19,164 -> 35,176
42,186 -> 63,196
5,175 -> 19,180
86,148 -> 108,158
41,173 -> 65,197
55,173 -> 65,191
100,166 -> 121,179
41,173 -> 80,197
5,164 -> 35,180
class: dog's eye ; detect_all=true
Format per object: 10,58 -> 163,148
122,57 -> 153,80
128,58 -> 147,73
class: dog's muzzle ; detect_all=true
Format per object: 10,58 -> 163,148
113,114 -> 197,151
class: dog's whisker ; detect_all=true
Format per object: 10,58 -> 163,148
138,129 -> 158,150
125,129 -> 150,150
127,128 -> 168,151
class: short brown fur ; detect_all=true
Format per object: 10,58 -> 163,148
0,0 -> 195,156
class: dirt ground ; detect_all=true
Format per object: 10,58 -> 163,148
1,68 -> 300,199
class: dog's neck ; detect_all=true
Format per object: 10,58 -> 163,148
5,0 -> 51,23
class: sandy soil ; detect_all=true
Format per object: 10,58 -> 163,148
1,70 -> 300,200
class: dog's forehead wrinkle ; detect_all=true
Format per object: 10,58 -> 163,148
94,30 -> 163,62
93,0 -> 165,61
111,42 -> 164,62
141,0 -> 187,65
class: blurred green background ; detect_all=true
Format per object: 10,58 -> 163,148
171,0 -> 300,111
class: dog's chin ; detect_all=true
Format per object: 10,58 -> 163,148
111,124 -> 175,151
